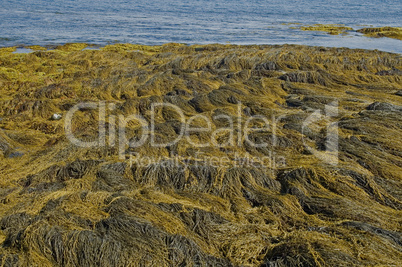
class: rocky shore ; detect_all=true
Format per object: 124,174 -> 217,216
0,43 -> 401,266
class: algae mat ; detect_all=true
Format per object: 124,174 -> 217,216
0,43 -> 401,266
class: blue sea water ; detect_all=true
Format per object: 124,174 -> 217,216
0,0 -> 401,53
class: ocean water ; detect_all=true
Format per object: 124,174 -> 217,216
0,0 -> 401,53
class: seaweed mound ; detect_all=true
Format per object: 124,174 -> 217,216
0,43 -> 401,266
300,24 -> 353,35
357,27 -> 402,40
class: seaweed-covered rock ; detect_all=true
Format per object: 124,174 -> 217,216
285,97 -> 303,107
375,67 -> 402,76
92,169 -> 133,192
1,44 -> 402,266
366,102 -> 400,111
278,71 -> 331,86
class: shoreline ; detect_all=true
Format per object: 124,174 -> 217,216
1,42 -> 402,56
1,26 -> 401,54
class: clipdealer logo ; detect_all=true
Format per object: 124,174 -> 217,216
64,101 -> 339,166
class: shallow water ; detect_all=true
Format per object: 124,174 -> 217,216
0,0 -> 401,53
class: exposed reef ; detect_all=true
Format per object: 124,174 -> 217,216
293,24 -> 402,40
0,43 -> 401,266
300,24 -> 353,35
357,26 -> 402,40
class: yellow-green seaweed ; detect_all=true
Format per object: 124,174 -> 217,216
301,24 -> 353,35
0,43 -> 401,266
357,26 -> 402,40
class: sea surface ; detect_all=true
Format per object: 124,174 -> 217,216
0,0 -> 401,53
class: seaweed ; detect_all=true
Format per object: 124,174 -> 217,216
0,43 -> 401,266
357,27 -> 402,40
300,24 -> 353,35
